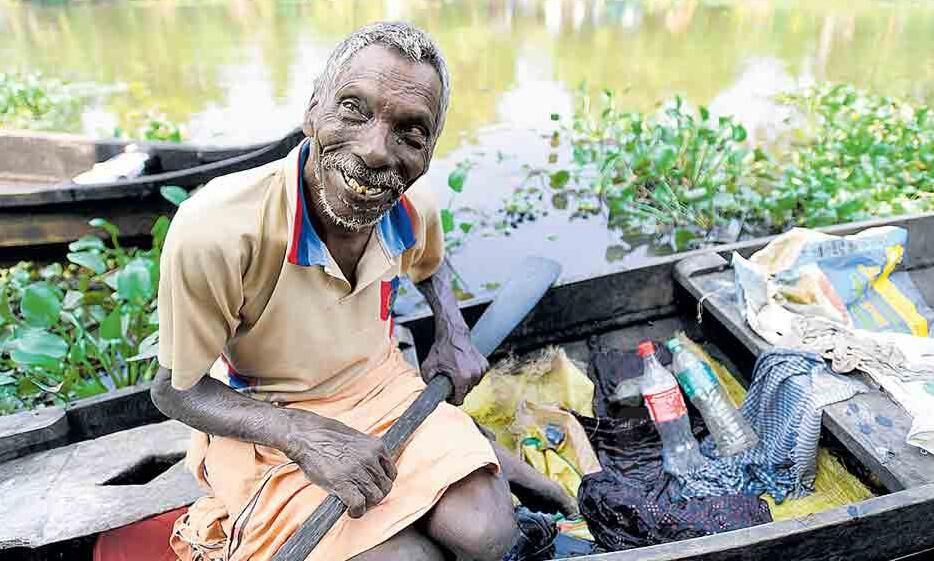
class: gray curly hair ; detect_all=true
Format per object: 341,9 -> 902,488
315,21 -> 451,137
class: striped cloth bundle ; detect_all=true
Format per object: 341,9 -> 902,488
678,350 -> 866,502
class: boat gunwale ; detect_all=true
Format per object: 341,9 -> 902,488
0,128 -> 305,208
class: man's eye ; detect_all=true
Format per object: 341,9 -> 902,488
405,127 -> 428,146
340,99 -> 360,113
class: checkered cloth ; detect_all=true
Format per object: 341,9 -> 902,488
678,350 -> 866,502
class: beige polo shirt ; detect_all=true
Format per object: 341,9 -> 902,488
157,138 -> 444,402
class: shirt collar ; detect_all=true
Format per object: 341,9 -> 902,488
284,138 -> 418,268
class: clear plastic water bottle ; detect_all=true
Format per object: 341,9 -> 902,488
637,340 -> 707,476
666,339 -> 759,457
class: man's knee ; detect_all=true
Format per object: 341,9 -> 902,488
425,469 -> 518,561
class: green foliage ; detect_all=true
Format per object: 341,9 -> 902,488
0,189 -> 188,415
765,84 -> 934,228
0,71 -> 85,131
441,161 -> 481,252
563,90 -> 770,249
494,83 -> 932,251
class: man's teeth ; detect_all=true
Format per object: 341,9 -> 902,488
345,173 -> 384,196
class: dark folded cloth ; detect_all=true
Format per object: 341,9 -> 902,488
503,507 -> 557,561
576,342 -> 772,552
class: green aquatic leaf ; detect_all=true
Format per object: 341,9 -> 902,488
89,218 -> 119,238
99,308 -> 124,341
440,209 -> 455,234
116,258 -> 155,304
673,229 -> 698,251
20,283 -> 62,329
151,216 -> 171,251
68,236 -> 105,253
550,170 -> 570,189
447,167 -> 467,193
160,185 -> 189,206
67,251 -> 107,274
10,328 -> 68,370
652,146 -> 677,175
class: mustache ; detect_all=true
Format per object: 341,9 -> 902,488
320,153 -> 406,194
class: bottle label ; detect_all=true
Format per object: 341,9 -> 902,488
644,386 -> 688,423
676,363 -> 719,399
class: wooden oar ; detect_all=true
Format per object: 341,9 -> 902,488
271,256 -> 562,561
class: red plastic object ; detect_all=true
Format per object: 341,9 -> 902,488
636,340 -> 656,358
93,507 -> 186,561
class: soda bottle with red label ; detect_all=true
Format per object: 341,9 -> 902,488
638,340 -> 707,476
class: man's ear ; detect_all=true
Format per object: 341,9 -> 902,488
302,94 -> 319,138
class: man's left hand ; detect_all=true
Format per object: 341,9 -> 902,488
420,328 -> 488,406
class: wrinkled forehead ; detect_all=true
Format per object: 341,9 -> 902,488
329,45 -> 443,119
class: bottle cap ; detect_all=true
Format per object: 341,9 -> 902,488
636,340 -> 655,358
666,339 -> 682,353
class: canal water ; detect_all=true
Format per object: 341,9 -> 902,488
2,0 -> 933,302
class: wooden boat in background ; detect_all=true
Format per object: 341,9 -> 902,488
0,128 -> 306,255
2,212 -> 934,560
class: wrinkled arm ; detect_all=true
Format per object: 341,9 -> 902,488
415,259 -> 488,405
150,367 -> 396,518
151,366 -> 297,452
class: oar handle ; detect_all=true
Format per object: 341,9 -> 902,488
271,374 -> 454,561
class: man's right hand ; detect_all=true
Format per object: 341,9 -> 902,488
281,410 -> 397,518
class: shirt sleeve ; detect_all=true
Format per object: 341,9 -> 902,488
400,179 -> 445,284
157,203 -> 244,390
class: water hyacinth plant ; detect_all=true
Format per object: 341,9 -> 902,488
489,83 -> 932,251
567,91 -> 772,249
765,84 -> 933,229
0,187 -> 187,415
0,71 -> 85,132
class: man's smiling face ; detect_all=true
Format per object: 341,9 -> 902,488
303,44 -> 443,232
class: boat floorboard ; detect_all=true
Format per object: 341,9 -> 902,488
676,254 -> 934,492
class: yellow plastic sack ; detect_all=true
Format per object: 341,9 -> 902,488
462,347 -> 595,451
462,347 -> 598,500
678,335 -> 874,521
514,402 -> 602,499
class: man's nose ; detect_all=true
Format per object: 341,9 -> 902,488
354,121 -> 393,170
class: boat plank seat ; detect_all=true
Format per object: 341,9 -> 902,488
675,252 -> 934,491
0,420 -> 201,550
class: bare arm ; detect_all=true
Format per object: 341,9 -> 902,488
151,368 -> 396,518
415,259 -> 488,405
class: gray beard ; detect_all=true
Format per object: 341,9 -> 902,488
314,156 -> 386,232
316,182 -> 383,232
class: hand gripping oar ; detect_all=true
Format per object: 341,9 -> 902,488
271,256 -> 562,561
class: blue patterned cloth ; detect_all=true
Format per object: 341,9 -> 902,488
678,350 -> 866,502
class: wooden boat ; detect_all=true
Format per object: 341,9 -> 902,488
0,128 -> 306,254
3,212 -> 934,561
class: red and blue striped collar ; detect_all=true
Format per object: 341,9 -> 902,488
287,139 -> 417,267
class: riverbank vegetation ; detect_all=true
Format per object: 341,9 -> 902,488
0,71 -> 184,142
461,83 -> 932,252
0,81 -> 930,414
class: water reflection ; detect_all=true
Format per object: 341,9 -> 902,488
1,0 -> 932,291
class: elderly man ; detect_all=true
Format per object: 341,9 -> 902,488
150,22 -> 565,561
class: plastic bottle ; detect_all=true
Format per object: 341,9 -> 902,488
637,340 -> 707,476
666,339 -> 759,457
